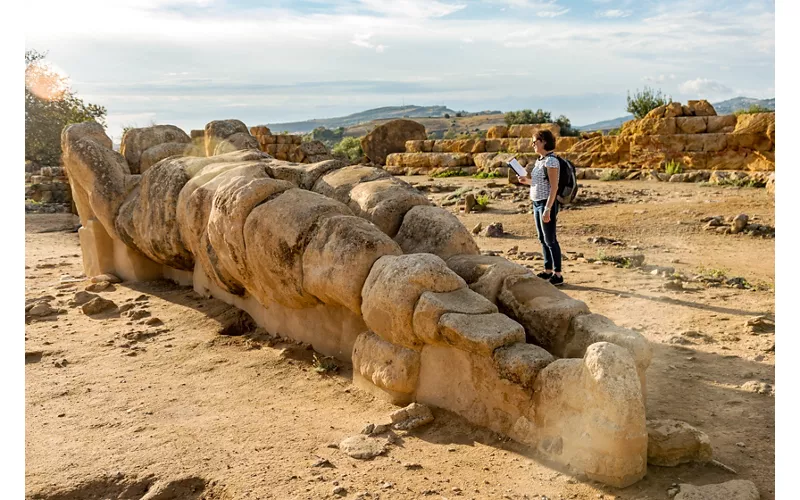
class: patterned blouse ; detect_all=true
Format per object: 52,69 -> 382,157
529,154 -> 560,201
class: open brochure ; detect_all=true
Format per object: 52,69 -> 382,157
507,158 -> 527,177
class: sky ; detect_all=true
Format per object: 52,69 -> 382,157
24,0 -> 775,141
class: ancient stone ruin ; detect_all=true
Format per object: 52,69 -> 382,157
377,101 -> 775,187
63,118 -> 652,487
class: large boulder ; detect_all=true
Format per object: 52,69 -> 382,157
243,188 -> 353,309
62,122 -> 132,239
393,206 -> 480,260
347,177 -> 431,237
646,419 -> 713,466
445,254 -> 531,304
497,274 -> 590,351
352,331 -> 421,398
207,176 -> 295,288
114,159 -> 194,270
212,132 -> 259,155
302,215 -> 402,315
361,119 -> 427,165
412,288 -> 498,345
139,142 -> 196,173
493,343 -> 555,390
361,254 -> 466,350
533,342 -> 647,487
312,165 -> 391,204
120,125 -> 191,174
266,159 -> 345,190
204,119 -> 249,157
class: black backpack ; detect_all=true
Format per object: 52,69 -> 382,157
548,153 -> 579,205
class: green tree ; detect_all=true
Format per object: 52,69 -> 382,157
554,115 -> 580,137
626,86 -> 672,119
332,136 -> 363,162
25,50 -> 107,165
504,108 -> 551,126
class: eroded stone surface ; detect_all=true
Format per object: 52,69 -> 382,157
647,419 -> 713,466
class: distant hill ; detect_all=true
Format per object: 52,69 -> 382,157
266,105 -> 461,134
577,96 -> 775,132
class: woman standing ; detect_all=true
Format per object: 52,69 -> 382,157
516,129 -> 563,286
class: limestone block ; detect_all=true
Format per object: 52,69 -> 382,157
61,122 -> 132,239
207,176 -> 296,287
266,158 -> 344,190
302,215 -> 402,315
111,239 -> 163,282
412,288 -> 498,345
673,480 -> 759,500
470,140 -> 486,154
484,139 -> 502,152
361,119 -> 427,165
347,177 -> 431,237
646,419 -> 713,466
733,112 -> 774,135
687,100 -> 717,116
438,312 -> 525,357
556,137 -> 579,152
212,132 -> 259,155
243,188 -> 353,309
393,205 -> 479,260
352,331 -> 420,400
361,254 -> 466,350
497,274 -> 590,353
707,150 -> 748,171
487,126 -> 508,139
639,117 -> 677,135
668,152 -> 708,170
416,345 -> 535,442
533,342 -> 647,487
139,142 -> 196,173
703,134 -> 728,152
405,140 -> 425,153
249,125 -> 271,137
676,116 -> 708,134
664,102 -> 685,118
114,160 -> 195,270
299,140 -> 328,157
385,153 -> 430,170
683,134 -> 705,152
445,254 -> 531,304
565,313 -> 652,390
204,119 -> 248,157
727,133 -> 773,152
120,125 -> 190,174
706,115 -> 737,133
644,105 -> 667,119
473,152 -> 514,170
311,165 -> 391,205
78,219 -> 116,278
493,343 -> 555,390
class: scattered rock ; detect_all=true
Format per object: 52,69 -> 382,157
28,303 -> 57,317
740,380 -> 774,395
361,423 -> 375,435
338,435 -> 388,459
471,222 -> 482,235
664,280 -> 684,291
145,317 -> 164,326
312,457 -> 335,468
90,273 -> 121,283
730,214 -> 749,234
333,486 -> 347,496
124,309 -> 151,320
85,281 -> 114,292
464,194 -> 476,214
646,419 -> 713,466
403,462 -> 423,470
745,316 -> 774,334
389,402 -> 434,430
482,222 -> 504,238
81,297 -> 118,315
673,479 -> 759,500
69,291 -> 99,307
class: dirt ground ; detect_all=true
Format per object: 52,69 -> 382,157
24,177 -> 775,500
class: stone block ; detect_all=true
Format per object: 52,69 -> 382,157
493,343 -> 555,390
646,419 -> 713,466
438,313 -> 524,357
352,331 -> 420,401
413,288 -> 498,345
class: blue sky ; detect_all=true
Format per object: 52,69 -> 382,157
24,0 -> 775,140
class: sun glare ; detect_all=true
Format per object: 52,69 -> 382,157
25,62 -> 70,102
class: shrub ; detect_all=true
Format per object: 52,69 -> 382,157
734,104 -> 773,115
626,86 -> 672,119
444,113 -> 450,119
475,194 -> 490,208
665,160 -> 684,175
554,115 -> 581,137
331,136 -> 363,162
432,170 -> 469,178
472,171 -> 503,179
312,353 -> 339,374
599,169 -> 623,181
607,128 -> 621,136
504,109 -> 551,126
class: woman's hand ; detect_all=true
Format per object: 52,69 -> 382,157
542,208 -> 551,223
517,175 -> 530,185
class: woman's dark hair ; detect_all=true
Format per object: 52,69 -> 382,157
534,130 -> 556,151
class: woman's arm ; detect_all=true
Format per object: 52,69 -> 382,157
543,164 -> 559,223
517,175 -> 531,186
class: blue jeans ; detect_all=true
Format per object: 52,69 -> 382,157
533,199 -> 562,273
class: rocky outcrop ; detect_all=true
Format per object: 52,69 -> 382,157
361,119 -> 427,165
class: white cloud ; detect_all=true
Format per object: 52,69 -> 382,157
678,78 -> 733,95
598,9 -> 632,18
537,8 -> 570,17
642,74 -> 677,83
357,0 -> 466,18
350,32 -> 387,52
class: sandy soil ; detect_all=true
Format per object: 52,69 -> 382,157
25,178 -> 775,500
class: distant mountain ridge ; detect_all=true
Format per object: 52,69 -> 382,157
576,96 -> 775,131
266,105 -> 460,133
